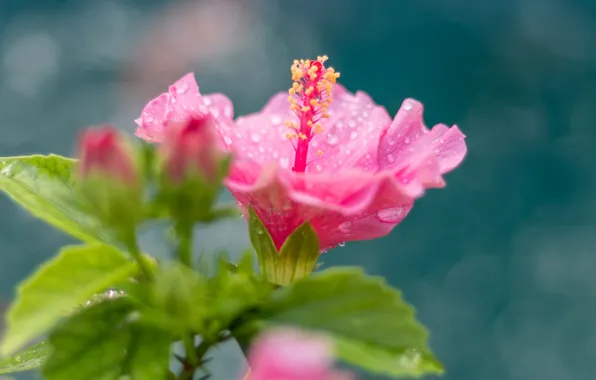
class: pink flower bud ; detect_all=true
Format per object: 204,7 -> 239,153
244,328 -> 353,380
77,126 -> 138,185
161,116 -> 223,184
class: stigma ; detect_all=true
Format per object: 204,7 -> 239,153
285,56 -> 340,172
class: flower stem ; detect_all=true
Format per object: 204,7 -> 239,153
175,333 -> 231,379
176,222 -> 193,267
124,232 -> 154,281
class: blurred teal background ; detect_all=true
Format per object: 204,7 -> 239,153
2,0 -> 596,379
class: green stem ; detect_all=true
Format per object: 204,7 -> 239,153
175,333 -> 231,380
183,334 -> 198,367
124,233 -> 154,281
176,223 -> 193,267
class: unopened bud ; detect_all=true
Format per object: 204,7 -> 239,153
158,116 -> 231,224
162,116 -> 222,184
76,126 -> 142,236
78,127 -> 139,184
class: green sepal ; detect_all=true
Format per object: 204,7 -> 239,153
157,155 -> 233,225
248,206 -> 320,285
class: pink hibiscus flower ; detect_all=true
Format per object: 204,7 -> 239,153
242,328 -> 353,380
135,56 -> 467,251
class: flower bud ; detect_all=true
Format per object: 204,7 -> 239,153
76,126 -> 142,235
159,116 -> 231,223
78,127 -> 139,184
162,116 -> 222,184
243,328 -> 353,380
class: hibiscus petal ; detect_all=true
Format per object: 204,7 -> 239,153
308,86 -> 392,173
227,166 -> 419,250
378,98 -> 467,174
135,73 -> 235,145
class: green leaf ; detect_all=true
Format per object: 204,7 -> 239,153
142,255 -> 272,338
1,244 -> 138,356
206,252 -> 273,331
144,263 -> 210,334
248,207 -> 320,285
0,155 -> 113,243
43,298 -> 171,380
256,268 -> 443,377
0,341 -> 50,374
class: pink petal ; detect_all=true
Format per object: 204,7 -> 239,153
304,87 -> 392,173
245,328 -> 352,380
220,89 -> 297,169
135,73 -> 235,145
219,85 -> 391,174
227,167 -> 417,250
378,99 -> 467,174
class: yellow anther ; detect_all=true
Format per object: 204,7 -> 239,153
284,120 -> 298,130
317,150 -> 324,156
285,132 -> 297,140
292,68 -> 303,81
285,56 -> 341,155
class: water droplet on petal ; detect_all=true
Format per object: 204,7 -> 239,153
404,137 -> 410,144
203,97 -> 212,106
339,221 -> 351,232
271,116 -> 282,125
377,208 -> 405,223
223,136 -> 232,146
387,154 -> 395,163
315,164 -> 323,172
350,131 -> 358,140
327,134 -> 339,145
280,157 -> 290,168
338,242 -> 346,247
348,120 -> 356,128
251,133 -> 261,143
403,101 -> 413,111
